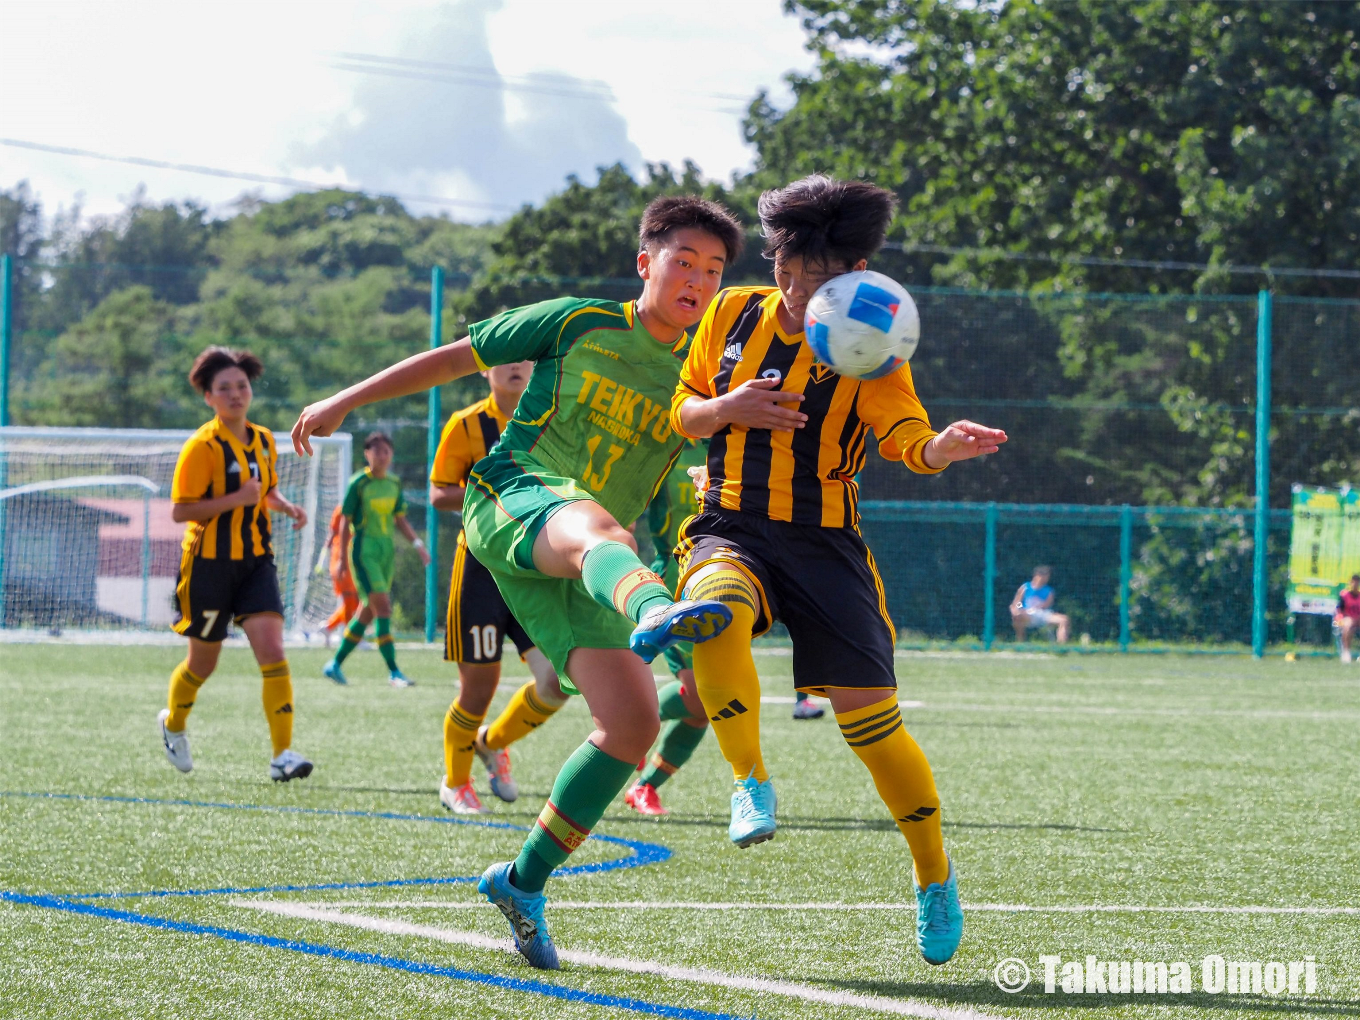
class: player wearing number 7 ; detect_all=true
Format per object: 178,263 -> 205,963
158,346 -> 313,783
291,196 -> 744,969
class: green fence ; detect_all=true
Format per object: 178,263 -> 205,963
0,255 -> 1356,652
860,501 -> 1295,652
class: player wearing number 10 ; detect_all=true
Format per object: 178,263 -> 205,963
291,195 -> 745,969
159,346 -> 313,784
429,361 -> 569,815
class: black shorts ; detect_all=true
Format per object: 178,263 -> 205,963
676,509 -> 897,693
172,552 -> 284,643
445,533 -> 534,664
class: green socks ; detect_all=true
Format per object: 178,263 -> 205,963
580,541 -> 673,623
375,616 -> 399,672
333,616 -> 366,665
511,740 -> 638,892
640,718 -> 707,789
657,680 -> 693,721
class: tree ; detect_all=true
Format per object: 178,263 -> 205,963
28,287 -> 188,428
749,0 -> 1360,297
456,163 -> 765,327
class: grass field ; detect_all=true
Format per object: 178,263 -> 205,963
2,642 -> 1358,1019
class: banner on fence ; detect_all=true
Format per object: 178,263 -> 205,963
1287,484 -> 1360,614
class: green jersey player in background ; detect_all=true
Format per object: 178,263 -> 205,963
324,431 -> 431,687
291,196 -> 744,969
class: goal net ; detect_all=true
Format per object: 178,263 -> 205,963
0,426 -> 352,638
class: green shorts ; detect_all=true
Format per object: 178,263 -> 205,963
349,533 -> 395,600
462,452 -> 635,692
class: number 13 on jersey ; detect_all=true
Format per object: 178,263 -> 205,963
583,434 -> 624,492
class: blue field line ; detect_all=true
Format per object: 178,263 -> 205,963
2,791 -> 671,900
0,891 -> 741,1020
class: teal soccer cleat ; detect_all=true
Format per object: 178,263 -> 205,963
629,599 -> 733,664
322,660 -> 347,686
915,857 -> 964,965
479,861 -> 559,970
729,774 -> 777,848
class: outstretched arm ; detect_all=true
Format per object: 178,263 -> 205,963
292,339 -> 480,455
922,420 -> 1008,469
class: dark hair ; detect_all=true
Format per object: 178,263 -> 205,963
639,195 -> 744,264
364,431 -> 393,452
757,175 -> 897,269
189,346 -> 264,394
1034,565 -> 1053,577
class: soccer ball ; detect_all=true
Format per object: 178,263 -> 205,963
804,270 -> 920,380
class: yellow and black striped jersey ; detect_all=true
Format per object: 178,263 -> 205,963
430,395 -> 511,489
171,417 -> 278,559
671,286 -> 942,529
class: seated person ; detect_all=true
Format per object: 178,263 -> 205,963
1336,574 -> 1360,664
1010,565 -> 1070,643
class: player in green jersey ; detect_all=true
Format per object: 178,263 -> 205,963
324,431 -> 431,687
291,196 -> 744,969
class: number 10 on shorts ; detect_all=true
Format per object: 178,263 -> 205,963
468,624 -> 499,660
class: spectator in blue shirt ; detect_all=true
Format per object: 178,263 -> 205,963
1010,565 -> 1070,643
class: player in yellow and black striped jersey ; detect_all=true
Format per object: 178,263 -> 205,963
669,176 -> 1008,965
159,346 -> 313,783
428,360 -> 570,815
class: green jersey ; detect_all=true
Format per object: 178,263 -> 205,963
647,439 -> 708,584
341,469 -> 407,542
469,297 -> 690,529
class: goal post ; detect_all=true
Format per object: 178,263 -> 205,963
0,426 -> 351,638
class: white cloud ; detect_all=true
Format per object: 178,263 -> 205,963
0,0 -> 814,222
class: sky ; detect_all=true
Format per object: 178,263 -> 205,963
0,0 -> 817,224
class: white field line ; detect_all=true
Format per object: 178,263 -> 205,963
232,899 -> 998,1020
289,900 -> 1360,916
918,702 -> 1360,720
760,696 -> 924,708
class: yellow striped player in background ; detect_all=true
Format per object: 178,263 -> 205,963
428,361 -> 570,814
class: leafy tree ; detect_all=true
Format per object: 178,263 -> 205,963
26,287 -> 188,428
455,162 -> 766,327
749,0 -> 1360,297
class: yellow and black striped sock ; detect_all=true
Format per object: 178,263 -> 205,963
165,661 -> 206,731
689,566 -> 765,783
260,660 -> 294,757
483,681 -> 562,750
443,701 -> 487,788
836,695 -> 949,887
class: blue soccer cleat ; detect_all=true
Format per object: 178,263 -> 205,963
915,857 -> 964,965
388,670 -> 414,688
322,660 -> 347,686
629,599 -> 732,664
479,861 -> 559,970
729,774 -> 777,848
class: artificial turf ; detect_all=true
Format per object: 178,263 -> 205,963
1,642 -> 1357,1019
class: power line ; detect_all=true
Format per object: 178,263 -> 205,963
330,52 -> 753,110
0,138 -> 513,213
885,241 -> 1360,281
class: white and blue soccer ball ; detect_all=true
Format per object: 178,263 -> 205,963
804,270 -> 920,380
